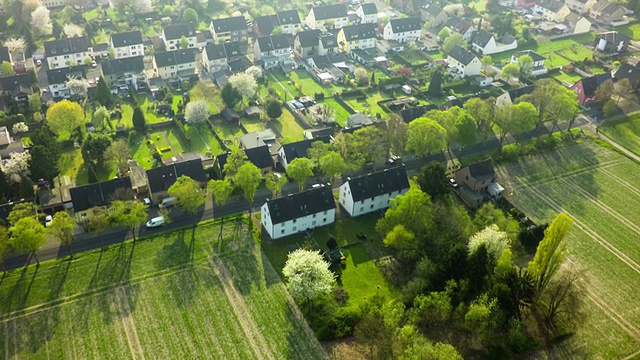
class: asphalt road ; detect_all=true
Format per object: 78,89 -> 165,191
1,118 -> 591,271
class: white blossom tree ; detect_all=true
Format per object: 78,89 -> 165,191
12,122 -> 28,134
468,224 -> 511,262
228,72 -> 257,104
309,104 -> 336,125
66,76 -> 90,99
30,6 -> 53,36
184,99 -> 210,124
5,38 -> 26,55
63,24 -> 84,38
132,0 -> 154,13
282,249 -> 335,302
245,65 -> 263,79
2,151 -> 31,183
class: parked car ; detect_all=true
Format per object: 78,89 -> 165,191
159,196 -> 177,208
36,59 -> 42,66
91,60 -> 97,68
143,197 -> 151,208
449,178 -> 459,188
146,216 -> 165,228
45,215 -> 53,227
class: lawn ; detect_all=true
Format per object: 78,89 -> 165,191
132,134 -> 155,169
147,127 -> 189,158
617,23 -> 640,40
496,141 -> 640,358
270,108 -> 306,143
0,219 -> 326,359
397,49 -> 429,66
343,92 -> 390,117
317,97 -> 352,126
213,120 -> 244,144
58,144 -> 118,185
552,70 -> 582,85
600,113 -> 640,156
288,70 -> 330,96
263,215 -> 397,311
241,117 -> 267,134
492,34 -> 595,66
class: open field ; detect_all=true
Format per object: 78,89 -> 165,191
600,113 -> 640,156
0,219 -> 326,359
496,141 -> 640,358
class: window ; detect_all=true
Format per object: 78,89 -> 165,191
293,219 -> 297,223
312,213 -> 316,218
312,221 -> 316,226
292,226 -> 297,231
370,204 -> 374,209
323,218 -> 327,223
324,210 -> 327,215
360,207 -> 364,212
281,229 -> 285,234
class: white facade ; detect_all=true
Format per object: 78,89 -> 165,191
533,3 -> 570,21
202,54 -> 227,73
112,43 -> 144,59
47,50 -> 93,70
339,182 -> 408,217
472,36 -> 518,55
565,0 -> 596,13
447,55 -> 481,77
305,12 -> 349,30
42,0 -> 64,8
261,203 -> 336,239
280,22 -> 300,35
356,5 -> 378,24
163,34 -> 197,51
383,23 -> 421,43
155,60 -> 196,79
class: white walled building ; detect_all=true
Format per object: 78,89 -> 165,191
162,24 -> 197,51
110,31 -> 144,59
261,185 -> 336,239
383,17 -> 422,43
202,43 -> 228,73
447,45 -> 481,78
356,3 -> 378,24
210,16 -> 248,43
339,166 -> 410,217
305,4 -> 349,29
44,37 -> 93,70
153,50 -> 196,80
46,66 -> 87,99
337,23 -> 377,53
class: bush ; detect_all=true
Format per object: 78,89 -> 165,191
535,134 -> 557,151
128,130 -> 137,143
333,286 -> 349,306
499,144 -> 520,162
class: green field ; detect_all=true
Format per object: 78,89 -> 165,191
317,98 -> 352,126
600,113 -> 640,156
0,219 -> 326,359
618,23 -> 640,40
496,141 -> 640,358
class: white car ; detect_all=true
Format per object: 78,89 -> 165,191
45,215 -> 53,227
36,59 -> 42,66
146,216 -> 165,228
91,60 -> 97,68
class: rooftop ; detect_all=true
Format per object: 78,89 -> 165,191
265,185 -> 335,224
346,166 -> 409,202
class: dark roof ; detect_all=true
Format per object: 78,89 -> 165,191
280,137 -> 331,164
265,185 -> 335,224
101,56 -> 144,76
0,46 -> 10,63
341,23 -> 376,42
296,29 -> 322,47
44,37 -> 91,56
245,145 -> 273,168
94,43 -> 109,52
536,0 -> 566,12
613,63 -> 640,85
277,10 -> 301,25
595,31 -> 630,51
223,41 -> 244,57
154,50 -> 196,68
111,31 -> 143,47
360,3 -> 378,14
448,45 -> 476,65
514,50 -> 545,62
211,16 -> 247,33
46,66 -> 86,85
204,43 -> 227,60
389,17 -> 422,33
69,177 -> 132,212
163,23 -> 196,40
215,152 -> 228,173
597,1 -> 624,15
472,29 -> 494,48
507,85 -> 535,102
305,127 -> 334,138
257,34 -> 290,52
311,4 -> 348,20
467,159 -> 495,181
400,104 -> 437,123
146,159 -> 207,194
319,33 -> 338,48
222,108 -> 239,121
424,4 -> 443,16
579,72 -> 611,96
254,14 -> 279,35
346,166 -> 409,202
0,199 -> 34,224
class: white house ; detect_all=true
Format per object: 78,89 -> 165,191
210,16 -> 248,43
339,166 -> 410,217
294,29 -> 322,59
277,137 -> 331,169
44,37 -> 93,70
253,34 -> 291,70
471,29 -> 517,55
318,33 -> 339,56
589,0 -> 626,26
356,3 -> 378,24
276,10 -> 302,35
202,43 -> 228,73
510,50 -> 548,76
566,12 -> 592,34
305,4 -> 349,30
383,17 -> 422,43
533,0 -> 571,21
495,85 -> 535,108
46,66 -> 87,99
447,45 -> 481,77
42,0 -> 64,8
565,0 -> 597,14
153,50 -> 197,80
100,56 -> 148,91
110,31 -> 144,59
162,24 -> 197,51
445,17 -> 477,41
261,185 -> 336,239
337,23 -> 377,53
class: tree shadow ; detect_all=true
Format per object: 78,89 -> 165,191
155,229 -> 190,269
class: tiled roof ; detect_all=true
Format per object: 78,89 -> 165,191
265,185 -> 335,223
346,166 -> 409,202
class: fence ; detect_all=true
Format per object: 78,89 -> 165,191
147,120 -> 173,130
332,94 -> 356,115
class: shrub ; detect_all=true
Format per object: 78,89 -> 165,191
333,286 -> 349,306
499,144 -> 520,163
159,146 -> 172,153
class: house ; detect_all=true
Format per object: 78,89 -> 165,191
570,72 -> 611,104
594,31 -> 630,54
0,73 -> 33,103
93,43 -> 110,59
162,24 -> 197,51
69,177 -> 133,219
318,32 -> 339,56
239,129 -> 280,174
565,0 -> 597,14
202,43 -> 228,73
307,55 -> 347,83
347,113 -> 376,128
196,30 -> 214,48
277,10 -> 302,35
0,125 -> 24,159
305,4 -> 349,30
566,12 -> 592,34
356,3 -> 378,24
419,4 -> 448,28
277,136 -> 331,168
337,23 -> 377,53
46,66 -> 86,99
455,160 -> 502,208
447,45 -> 481,78
44,37 -> 93,70
589,1 -> 626,26
339,166 -> 409,217
110,31 -> 144,59
153,50 -> 197,80
42,0 -> 64,8
471,30 -> 517,55
253,15 -> 280,38
145,158 -> 207,202
261,185 -> 336,239
294,29 -> 322,59
253,34 -> 291,70
100,56 -> 148,91
383,17 -> 422,43
445,16 -> 477,41
210,16 -> 248,43
304,127 -> 334,140
612,63 -> 640,89
510,50 -> 548,76
533,0 -> 571,21
377,39 -> 405,54
495,85 -> 535,107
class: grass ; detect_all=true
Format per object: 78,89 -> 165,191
271,108 -> 306,143
600,113 -> 640,156
0,219 -> 326,359
58,144 -> 118,185
317,98 -> 352,127
263,214 -> 397,311
241,117 -> 266,134
132,135 -> 155,169
343,92 -> 390,117
551,70 -> 582,85
617,23 -> 640,40
496,141 -> 640,358
397,49 -> 429,66
493,34 -> 595,66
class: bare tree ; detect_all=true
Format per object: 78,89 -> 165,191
309,104 -> 335,125
63,24 -> 84,38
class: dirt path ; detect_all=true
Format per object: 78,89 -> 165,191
622,348 -> 640,360
116,287 -> 145,360
597,132 -> 640,163
209,256 -> 275,360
